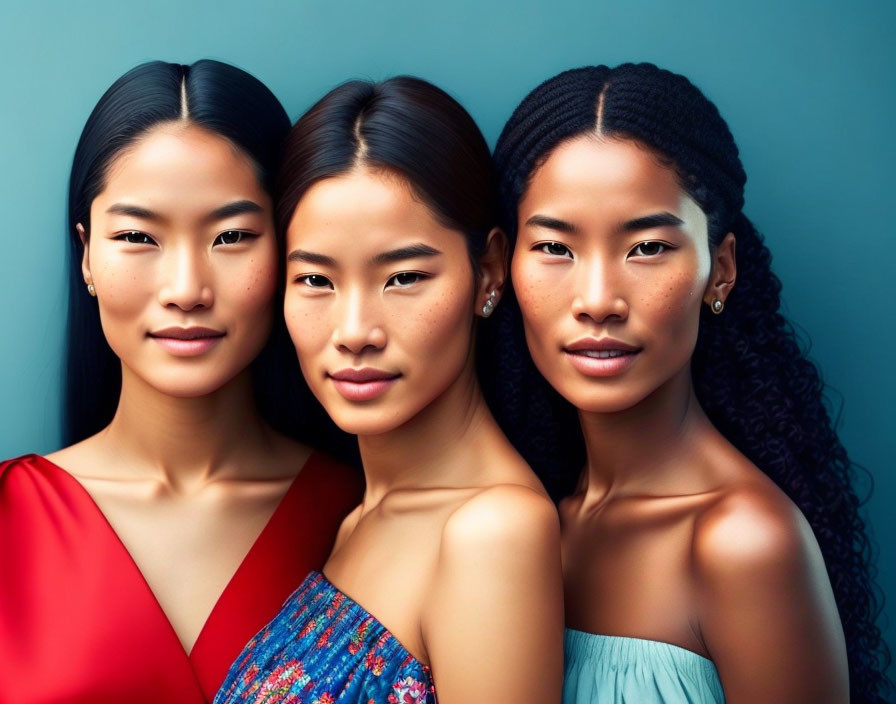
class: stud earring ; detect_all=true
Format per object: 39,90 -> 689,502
481,289 -> 498,317
711,298 -> 724,314
87,283 -> 96,297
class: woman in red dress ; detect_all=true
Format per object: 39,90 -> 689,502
0,60 -> 361,703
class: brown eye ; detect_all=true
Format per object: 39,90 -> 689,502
631,241 -> 669,257
537,242 -> 572,258
297,274 -> 332,289
214,230 -> 253,246
386,272 -> 426,288
115,231 -> 156,245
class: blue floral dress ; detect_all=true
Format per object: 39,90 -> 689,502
215,571 -> 437,704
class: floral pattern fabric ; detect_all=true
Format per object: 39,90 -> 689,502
215,572 -> 437,704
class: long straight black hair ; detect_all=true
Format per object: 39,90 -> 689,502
64,59 -> 313,446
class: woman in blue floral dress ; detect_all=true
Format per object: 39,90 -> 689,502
216,77 -> 564,704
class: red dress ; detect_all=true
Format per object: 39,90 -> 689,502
0,453 -> 362,704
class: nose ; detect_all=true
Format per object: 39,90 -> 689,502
331,287 -> 386,355
157,245 -> 214,311
570,258 -> 628,323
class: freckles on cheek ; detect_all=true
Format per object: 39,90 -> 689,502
419,292 -> 464,346
515,273 -> 561,327
640,271 -> 704,330
285,300 -> 329,356
234,258 -> 278,306
285,302 -> 314,329
94,260 -> 149,316
406,280 -> 475,353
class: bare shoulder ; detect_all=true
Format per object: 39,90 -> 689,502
44,435 -> 107,479
691,476 -> 821,584
686,459 -> 849,699
330,503 -> 363,553
441,483 -> 560,559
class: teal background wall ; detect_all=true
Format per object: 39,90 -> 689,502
1,0 -> 893,674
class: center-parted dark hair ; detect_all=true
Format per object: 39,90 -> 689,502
275,76 -> 495,265
263,76 -> 497,464
65,59 -> 309,445
487,62 -> 892,702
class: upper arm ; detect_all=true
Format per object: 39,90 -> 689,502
692,491 -> 849,703
422,485 -> 564,704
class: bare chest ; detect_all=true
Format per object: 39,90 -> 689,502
561,501 -> 706,655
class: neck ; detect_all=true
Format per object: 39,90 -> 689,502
100,364 -> 272,490
577,366 -> 711,502
357,353 -> 494,504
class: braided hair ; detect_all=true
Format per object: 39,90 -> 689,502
483,62 -> 892,702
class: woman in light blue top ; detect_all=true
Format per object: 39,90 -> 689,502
483,62 -> 892,702
563,631 -> 724,703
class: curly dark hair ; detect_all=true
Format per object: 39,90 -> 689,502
480,62 -> 892,702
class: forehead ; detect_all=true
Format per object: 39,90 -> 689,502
94,124 -> 266,214
521,135 -> 686,213
286,168 -> 467,254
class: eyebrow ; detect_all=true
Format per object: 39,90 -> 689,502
105,200 -> 264,222
525,215 -> 579,234
207,200 -> 264,221
287,243 -> 442,268
622,212 -> 684,232
106,203 -> 159,219
287,249 -> 337,266
372,244 -> 441,265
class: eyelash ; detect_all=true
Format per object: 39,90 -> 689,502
113,230 -> 258,246
296,274 -> 333,289
534,240 -> 674,258
386,272 -> 428,289
629,241 -> 672,257
294,272 -> 430,290
536,242 -> 573,258
213,230 -> 258,246
114,231 -> 156,245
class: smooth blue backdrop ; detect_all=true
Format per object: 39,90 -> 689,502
1,0 -> 893,675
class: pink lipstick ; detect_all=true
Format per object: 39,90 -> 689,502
148,327 -> 225,356
328,368 -> 401,402
564,337 -> 641,377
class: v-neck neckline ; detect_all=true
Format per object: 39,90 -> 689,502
34,452 -> 316,660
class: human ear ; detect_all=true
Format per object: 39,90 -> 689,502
77,223 -> 94,290
703,232 -> 736,311
476,228 -> 508,318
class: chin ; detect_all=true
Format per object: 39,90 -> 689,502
140,369 -> 245,399
572,396 -> 645,415
325,407 -> 406,437
551,381 -> 650,416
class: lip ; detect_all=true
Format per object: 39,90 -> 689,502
563,337 -> 641,377
148,327 -> 225,357
328,368 -> 401,402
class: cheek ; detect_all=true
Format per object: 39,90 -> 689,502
388,279 -> 473,385
398,282 -> 473,356
511,257 -> 564,343
222,249 -> 278,316
636,266 -> 706,336
90,250 -> 156,329
283,292 -> 330,364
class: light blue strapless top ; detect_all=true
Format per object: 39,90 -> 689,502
564,629 -> 725,703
